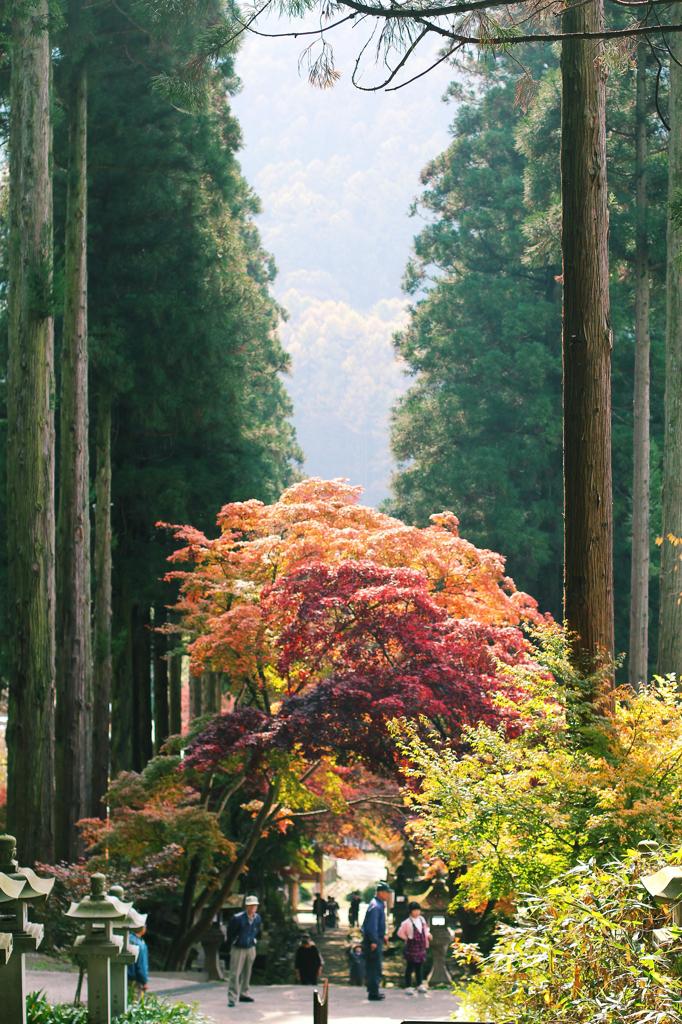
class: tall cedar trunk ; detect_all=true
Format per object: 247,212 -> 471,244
629,43 -> 651,688
658,37 -> 682,675
203,672 -> 220,714
6,0 -> 56,864
92,394 -> 112,816
190,672 -> 203,719
561,0 -> 615,676
153,605 -> 170,752
111,591 -> 134,773
169,652 -> 182,735
131,604 -> 153,770
56,53 -> 91,861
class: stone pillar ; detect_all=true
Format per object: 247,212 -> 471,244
0,942 -> 27,1024
87,950 -> 113,1024
109,932 -> 137,1017
201,918 -> 226,981
427,923 -> 452,986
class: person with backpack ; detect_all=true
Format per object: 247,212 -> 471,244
397,901 -> 431,994
227,896 -> 262,1008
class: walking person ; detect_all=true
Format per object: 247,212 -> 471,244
348,891 -> 361,928
227,895 -> 262,1008
294,933 -> 324,984
397,901 -> 431,994
361,881 -> 392,1002
326,896 -> 339,929
312,892 -> 327,935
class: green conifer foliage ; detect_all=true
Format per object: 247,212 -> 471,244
390,59 -> 564,615
81,0 -> 300,770
390,53 -> 666,663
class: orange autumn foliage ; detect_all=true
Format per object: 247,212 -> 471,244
160,477 -> 546,684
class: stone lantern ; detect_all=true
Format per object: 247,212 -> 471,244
640,854 -> 682,949
201,915 -> 227,981
417,874 -> 453,986
0,834 -> 55,1024
108,885 -> 147,1017
67,873 -> 132,1024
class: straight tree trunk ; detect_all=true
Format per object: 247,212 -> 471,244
111,591 -> 134,773
202,672 -> 221,714
169,652 -> 183,735
153,605 -> 170,752
658,38 -> 682,676
561,0 -> 615,677
629,43 -> 651,689
190,672 -> 203,719
56,51 -> 91,862
6,0 -> 56,864
92,393 -> 112,816
131,604 -> 153,769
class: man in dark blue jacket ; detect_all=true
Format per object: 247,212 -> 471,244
227,896 -> 262,1008
361,881 -> 392,1001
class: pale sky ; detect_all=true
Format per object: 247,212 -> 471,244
231,18 -> 453,506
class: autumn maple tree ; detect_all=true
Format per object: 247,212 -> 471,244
85,479 -> 544,968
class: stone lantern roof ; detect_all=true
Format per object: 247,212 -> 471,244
66,873 -> 131,923
640,865 -> 682,904
0,875 -> 25,904
0,834 -> 54,904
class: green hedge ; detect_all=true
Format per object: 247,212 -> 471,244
27,993 -> 212,1024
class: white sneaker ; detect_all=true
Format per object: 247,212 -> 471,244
404,987 -> 416,995
417,984 -> 428,993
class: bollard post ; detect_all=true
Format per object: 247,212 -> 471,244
67,873 -> 132,1024
313,978 -> 329,1024
0,835 -> 55,1024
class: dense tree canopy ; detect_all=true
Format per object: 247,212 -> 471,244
82,477 -> 543,967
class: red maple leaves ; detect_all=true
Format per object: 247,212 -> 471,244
165,481 -> 543,780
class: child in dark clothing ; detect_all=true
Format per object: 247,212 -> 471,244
347,943 -> 366,986
295,934 -> 324,984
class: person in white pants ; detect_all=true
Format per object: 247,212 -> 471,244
227,896 -> 262,1008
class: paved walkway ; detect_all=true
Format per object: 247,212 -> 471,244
30,970 -> 460,1023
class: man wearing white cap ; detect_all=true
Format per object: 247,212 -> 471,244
227,895 -> 262,1008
